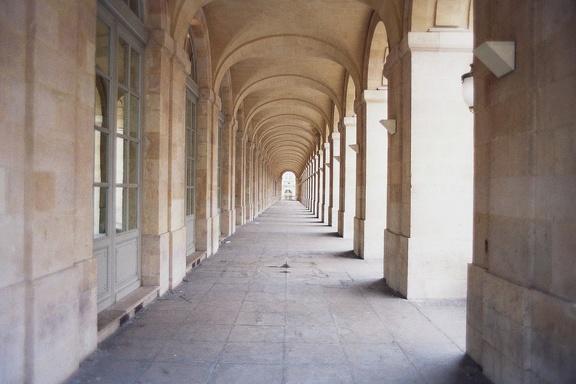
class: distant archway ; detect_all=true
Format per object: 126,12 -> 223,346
281,171 -> 297,201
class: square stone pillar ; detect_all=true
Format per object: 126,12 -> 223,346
322,142 -> 331,223
220,118 -> 237,237
338,117 -> 357,239
196,88 -> 218,256
329,133 -> 341,228
353,90 -> 388,260
316,150 -> 324,219
235,130 -> 246,226
166,39 -> 191,290
384,31 -> 473,298
245,141 -> 254,222
142,29 -> 176,293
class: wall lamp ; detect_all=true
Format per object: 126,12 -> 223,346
461,65 -> 474,112
461,41 -> 516,112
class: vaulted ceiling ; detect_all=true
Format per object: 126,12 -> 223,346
176,0 -> 388,178
166,0 -> 472,178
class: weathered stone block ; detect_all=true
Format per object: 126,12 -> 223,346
0,282 -> 25,384
530,289 -> 576,383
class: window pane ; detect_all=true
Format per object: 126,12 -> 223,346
94,186 -> 108,237
96,19 -> 109,74
115,187 -> 126,232
192,189 -> 196,216
128,187 -> 138,230
95,75 -> 109,127
186,188 -> 192,216
94,130 -> 109,183
116,137 -> 126,184
117,89 -> 127,135
128,140 -> 139,184
118,38 -> 128,85
130,48 -> 140,93
129,95 -> 139,138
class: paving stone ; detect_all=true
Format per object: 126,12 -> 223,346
69,201 -> 490,384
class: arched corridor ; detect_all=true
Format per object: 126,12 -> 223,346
1,0 -> 575,383
69,201 -> 489,384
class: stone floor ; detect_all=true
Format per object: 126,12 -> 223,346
68,201 -> 491,384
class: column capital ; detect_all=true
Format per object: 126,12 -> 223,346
330,132 -> 340,141
360,89 -> 388,104
199,88 -> 216,104
343,116 -> 357,129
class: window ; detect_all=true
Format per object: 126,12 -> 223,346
184,28 -> 197,83
185,91 -> 197,217
217,115 -> 223,209
93,4 -> 143,311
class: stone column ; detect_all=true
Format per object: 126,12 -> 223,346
338,117 -> 357,238
245,141 -> 254,222
166,37 -> 191,289
142,29 -> 174,293
316,150 -> 324,219
384,31 -> 473,298
322,142 -> 331,223
253,149 -> 260,216
353,90 -> 388,260
195,87 -> 217,256
235,130 -> 246,226
329,132 -> 341,228
220,118 -> 236,237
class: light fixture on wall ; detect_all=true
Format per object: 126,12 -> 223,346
379,119 -> 396,134
474,41 -> 515,78
461,41 -> 515,112
461,65 -> 474,112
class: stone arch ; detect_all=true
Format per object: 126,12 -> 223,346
251,114 -> 322,146
245,99 -> 329,136
213,35 -> 362,96
170,0 -> 211,45
363,15 -> 389,90
233,74 -> 343,121
344,74 -> 356,118
219,70 -> 233,117
188,8 -> 212,90
356,0 -> 404,46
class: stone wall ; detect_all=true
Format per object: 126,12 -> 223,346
468,1 -> 576,382
0,1 -> 97,382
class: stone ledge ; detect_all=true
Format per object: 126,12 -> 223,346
97,286 -> 159,343
186,250 -> 207,273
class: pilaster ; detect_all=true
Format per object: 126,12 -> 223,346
142,28 -> 176,293
235,130 -> 246,226
220,118 -> 237,237
328,133 -> 341,228
353,89 -> 389,260
322,142 -> 331,224
196,87 -> 217,256
384,31 -> 473,298
338,117 -> 357,239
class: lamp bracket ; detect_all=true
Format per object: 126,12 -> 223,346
379,119 -> 397,135
474,41 -> 515,78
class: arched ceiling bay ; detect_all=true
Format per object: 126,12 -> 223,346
200,0 -> 374,178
